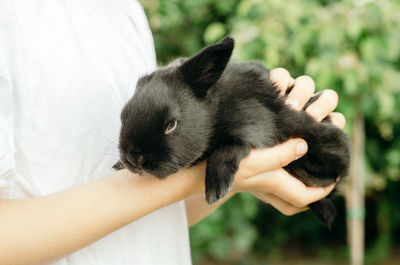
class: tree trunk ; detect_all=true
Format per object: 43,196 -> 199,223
345,110 -> 366,265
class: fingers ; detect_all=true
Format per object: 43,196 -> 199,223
238,139 -> 308,178
305,89 -> 339,121
269,68 -> 294,96
252,169 -> 336,208
286,76 -> 316,110
329,112 -> 346,129
253,192 -> 308,216
270,69 -> 343,124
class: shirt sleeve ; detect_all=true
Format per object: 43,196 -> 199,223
0,61 -> 14,198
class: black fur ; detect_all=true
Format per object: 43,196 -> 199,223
115,37 -> 350,227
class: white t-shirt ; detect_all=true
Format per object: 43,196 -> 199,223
0,0 -> 192,264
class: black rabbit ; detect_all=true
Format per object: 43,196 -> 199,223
114,37 -> 350,228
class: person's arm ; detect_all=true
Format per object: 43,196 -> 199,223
185,192 -> 235,227
0,166 -> 205,265
0,66 -> 345,265
185,68 -> 346,226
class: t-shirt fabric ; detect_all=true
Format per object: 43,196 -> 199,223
0,0 -> 192,264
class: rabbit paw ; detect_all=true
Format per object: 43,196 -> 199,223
205,144 -> 250,204
309,198 -> 337,229
205,170 -> 235,204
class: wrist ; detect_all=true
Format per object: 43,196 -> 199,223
177,161 -> 206,197
113,163 -> 206,210
105,169 -> 192,223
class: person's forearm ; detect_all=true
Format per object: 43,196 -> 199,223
0,167 -> 204,265
185,192 -> 235,226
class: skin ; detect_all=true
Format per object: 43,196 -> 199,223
0,68 -> 345,265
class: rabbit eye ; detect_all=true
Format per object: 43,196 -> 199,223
165,120 -> 177,135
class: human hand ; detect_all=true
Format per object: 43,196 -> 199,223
271,68 -> 345,125
232,68 -> 345,215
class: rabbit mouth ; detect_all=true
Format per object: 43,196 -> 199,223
121,156 -> 178,179
122,158 -> 148,176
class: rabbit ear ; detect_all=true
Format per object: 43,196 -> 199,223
179,36 -> 234,98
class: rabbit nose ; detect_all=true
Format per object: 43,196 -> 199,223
127,152 -> 146,167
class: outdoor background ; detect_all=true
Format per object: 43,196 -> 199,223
141,0 -> 400,264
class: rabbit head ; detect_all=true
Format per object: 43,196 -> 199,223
118,37 -> 234,178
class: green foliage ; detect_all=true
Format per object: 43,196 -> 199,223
142,0 -> 400,263
190,194 -> 258,262
141,0 -> 241,64
231,0 -> 400,190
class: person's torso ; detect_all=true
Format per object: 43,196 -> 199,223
0,0 -> 192,264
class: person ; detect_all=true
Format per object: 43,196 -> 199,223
0,1 -> 345,264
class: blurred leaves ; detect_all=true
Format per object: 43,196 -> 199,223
142,0 -> 400,263
204,22 -> 226,44
190,194 -> 258,262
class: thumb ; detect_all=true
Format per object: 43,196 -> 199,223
239,139 -> 308,177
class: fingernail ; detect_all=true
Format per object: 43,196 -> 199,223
309,107 -> 322,120
296,141 -> 307,158
332,118 -> 341,128
296,141 -> 308,159
287,98 -> 299,110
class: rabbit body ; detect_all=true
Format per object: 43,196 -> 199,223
116,37 -> 350,227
